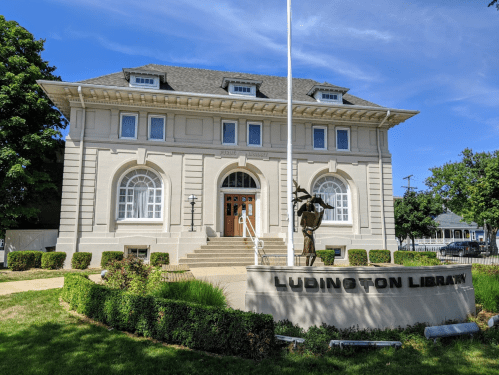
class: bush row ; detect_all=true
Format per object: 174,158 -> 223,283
150,252 -> 170,267
62,274 -> 274,359
316,250 -> 335,265
71,253 -> 92,269
348,249 -> 368,266
8,251 -> 66,271
368,250 -> 391,263
394,250 -> 437,265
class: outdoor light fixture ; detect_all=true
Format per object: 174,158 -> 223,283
188,194 -> 197,232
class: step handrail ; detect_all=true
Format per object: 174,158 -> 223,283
238,213 -> 263,265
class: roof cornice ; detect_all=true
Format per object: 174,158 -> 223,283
37,80 -> 419,127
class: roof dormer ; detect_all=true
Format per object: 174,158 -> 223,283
308,84 -> 349,104
123,68 -> 167,90
221,77 -> 262,97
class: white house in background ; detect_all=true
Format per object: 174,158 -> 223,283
37,64 -> 418,268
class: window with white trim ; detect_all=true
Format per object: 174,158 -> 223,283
247,122 -> 262,147
129,74 -> 159,89
228,83 -> 256,97
336,128 -> 350,151
222,120 -> 237,145
312,175 -> 349,222
117,168 -> 163,220
148,115 -> 165,141
313,126 -> 327,150
314,91 -> 342,103
120,113 -> 138,139
126,247 -> 148,260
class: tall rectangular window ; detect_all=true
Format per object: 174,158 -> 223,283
222,121 -> 237,145
148,115 -> 165,141
120,113 -> 138,139
313,126 -> 327,150
336,128 -> 350,151
247,122 -> 262,146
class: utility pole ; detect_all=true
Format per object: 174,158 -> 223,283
402,175 -> 417,192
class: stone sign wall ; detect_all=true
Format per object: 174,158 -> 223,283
245,265 -> 475,329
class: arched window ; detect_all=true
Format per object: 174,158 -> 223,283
312,175 -> 349,222
117,168 -> 162,220
222,171 -> 257,188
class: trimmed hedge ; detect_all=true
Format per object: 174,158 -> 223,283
7,251 -> 43,271
62,274 -> 274,359
369,250 -> 391,263
101,251 -> 124,268
71,252 -> 92,269
41,252 -> 67,269
394,251 -> 437,265
316,250 -> 335,266
348,249 -> 368,266
150,252 -> 170,267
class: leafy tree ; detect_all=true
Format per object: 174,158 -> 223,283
426,149 -> 499,253
394,191 -> 443,250
489,0 -> 498,10
0,16 -> 66,237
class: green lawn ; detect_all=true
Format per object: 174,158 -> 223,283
0,268 -> 101,283
1,289 -> 499,374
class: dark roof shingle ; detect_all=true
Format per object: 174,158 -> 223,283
78,64 -> 381,107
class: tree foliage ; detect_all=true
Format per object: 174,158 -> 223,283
0,16 -> 66,237
489,0 -> 498,10
394,191 -> 443,250
426,149 -> 499,252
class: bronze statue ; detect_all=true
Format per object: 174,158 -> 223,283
293,180 -> 334,266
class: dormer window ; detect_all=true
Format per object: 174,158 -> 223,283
233,86 -> 251,94
122,68 -> 166,90
321,93 -> 338,101
129,74 -> 159,89
222,77 -> 262,98
307,84 -> 349,104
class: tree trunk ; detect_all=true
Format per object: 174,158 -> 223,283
490,227 -> 498,255
411,236 -> 415,251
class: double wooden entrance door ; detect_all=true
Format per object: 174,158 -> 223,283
224,194 -> 256,237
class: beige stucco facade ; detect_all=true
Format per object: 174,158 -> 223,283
38,68 -> 418,268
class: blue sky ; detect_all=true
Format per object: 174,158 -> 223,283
3,0 -> 498,196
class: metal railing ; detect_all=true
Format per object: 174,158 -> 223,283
238,213 -> 264,266
397,245 -> 499,265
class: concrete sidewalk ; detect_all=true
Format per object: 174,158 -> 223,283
0,274 -> 102,296
190,267 -> 248,310
0,268 -> 248,310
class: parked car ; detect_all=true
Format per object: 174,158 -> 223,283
439,241 -> 481,257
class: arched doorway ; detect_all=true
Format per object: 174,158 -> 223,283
220,171 -> 259,237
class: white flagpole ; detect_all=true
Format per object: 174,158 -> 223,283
287,0 -> 294,266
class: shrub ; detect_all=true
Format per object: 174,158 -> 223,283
316,250 -> 335,266
395,251 -> 437,265
105,256 -> 151,294
151,279 -> 227,308
150,252 -> 170,267
8,252 -> 32,271
71,252 -> 92,269
62,274 -> 274,360
31,251 -> 43,268
101,251 -> 124,268
348,249 -> 367,266
41,252 -> 67,269
368,250 -> 391,263
472,265 -> 499,312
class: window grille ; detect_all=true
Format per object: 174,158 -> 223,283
222,171 -> 257,188
312,176 -> 348,222
118,169 -> 162,219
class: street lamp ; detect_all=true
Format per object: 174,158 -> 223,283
188,194 -> 197,232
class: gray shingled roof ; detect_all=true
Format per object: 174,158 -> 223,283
435,211 -> 478,229
78,64 -> 381,107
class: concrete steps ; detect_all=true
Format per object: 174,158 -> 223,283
179,237 -> 324,268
